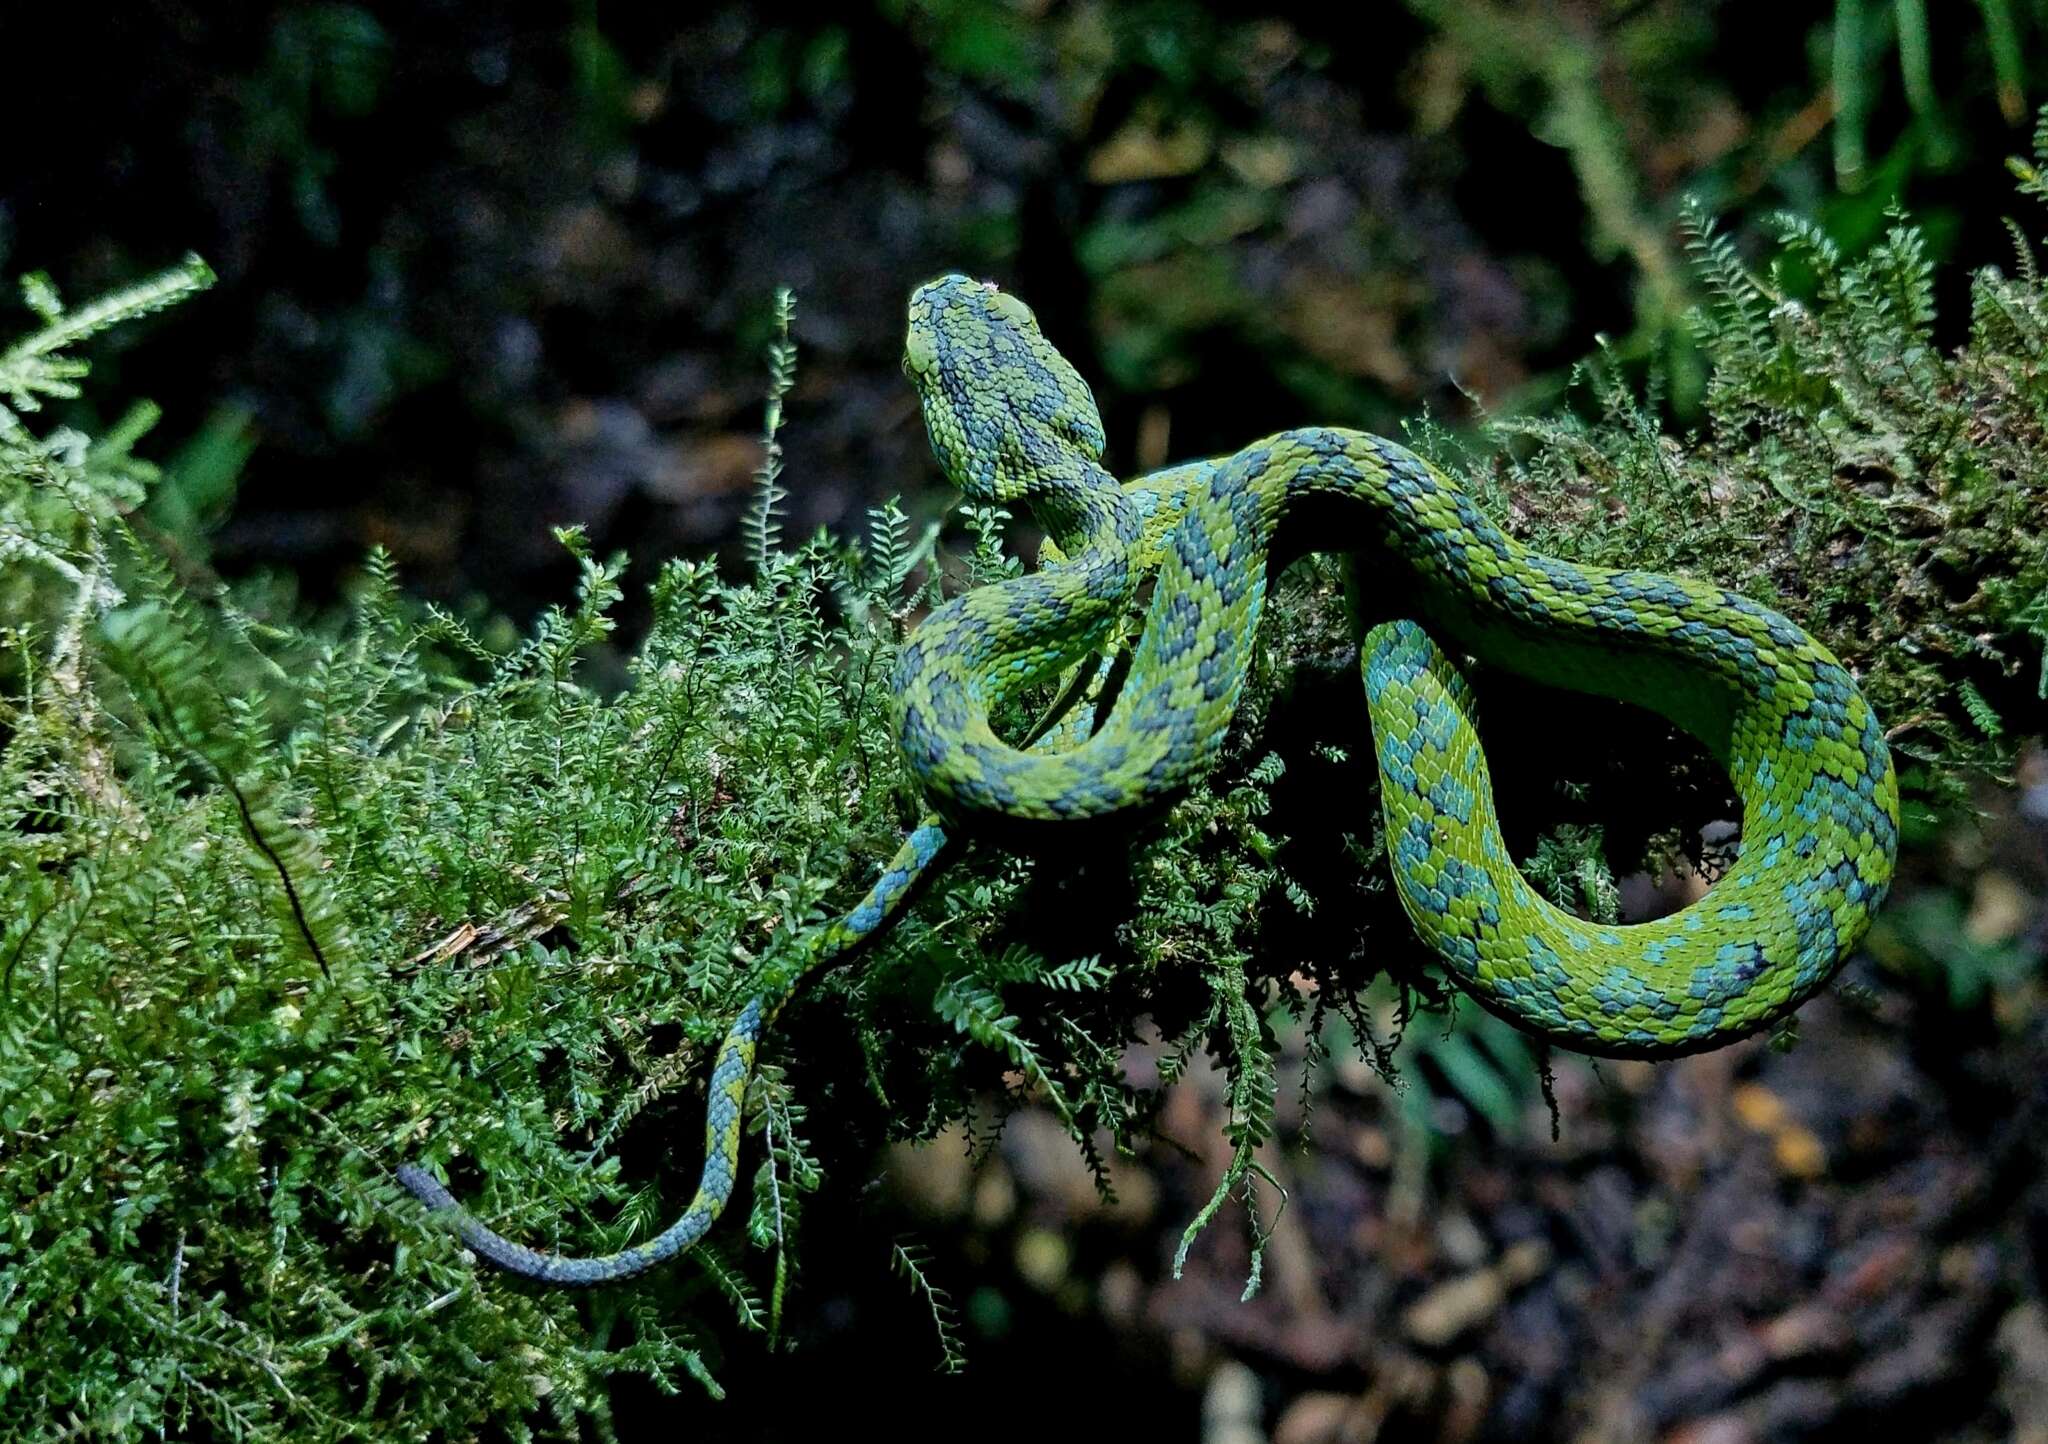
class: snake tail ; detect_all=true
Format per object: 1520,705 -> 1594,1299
398,822 -> 948,1284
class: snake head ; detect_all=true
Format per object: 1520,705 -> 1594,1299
905,274 -> 1107,502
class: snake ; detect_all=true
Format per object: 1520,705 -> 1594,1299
397,274 -> 1899,1286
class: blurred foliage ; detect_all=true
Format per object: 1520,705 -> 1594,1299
239,5 -> 391,248
10,1 -> 2048,619
1874,889 -> 2036,1010
875,0 -> 2048,412
1834,0 -> 2031,185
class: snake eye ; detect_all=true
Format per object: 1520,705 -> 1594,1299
904,328 -> 937,377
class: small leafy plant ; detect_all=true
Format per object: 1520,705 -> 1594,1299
4,115 -> 2047,1437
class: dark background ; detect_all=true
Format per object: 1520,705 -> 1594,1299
3,2 -> 2036,616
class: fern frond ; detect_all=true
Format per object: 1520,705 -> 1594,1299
743,286 -> 799,579
103,536 -> 353,979
890,1240 -> 967,1373
1681,198 -> 1774,361
1958,678 -> 2005,737
0,255 -> 214,418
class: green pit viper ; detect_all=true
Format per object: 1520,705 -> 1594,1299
397,274 -> 1899,1285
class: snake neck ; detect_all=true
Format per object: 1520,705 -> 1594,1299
1019,456 -> 1141,558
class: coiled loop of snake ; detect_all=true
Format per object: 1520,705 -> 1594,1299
397,274 -> 1898,1285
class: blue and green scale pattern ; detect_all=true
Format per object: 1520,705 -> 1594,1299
396,273 -> 1897,1286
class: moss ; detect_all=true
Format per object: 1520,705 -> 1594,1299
4,122 -> 2047,1436
1445,188 -> 2048,819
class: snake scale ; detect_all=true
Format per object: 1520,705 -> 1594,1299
397,274 -> 1899,1285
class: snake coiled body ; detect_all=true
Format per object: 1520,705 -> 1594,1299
398,274 -> 1898,1284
